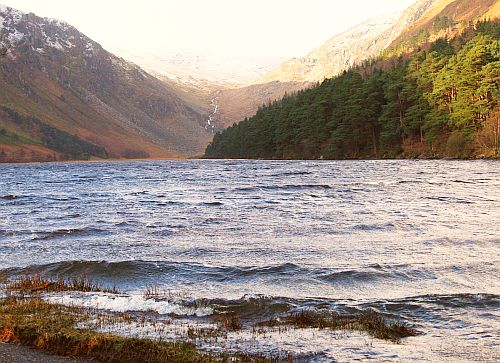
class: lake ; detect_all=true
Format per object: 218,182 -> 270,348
1,160 -> 499,361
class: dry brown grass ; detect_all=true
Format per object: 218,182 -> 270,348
255,310 -> 419,343
0,276 -> 273,362
216,313 -> 242,331
0,274 -> 419,362
6,274 -> 117,294
0,296 -> 271,362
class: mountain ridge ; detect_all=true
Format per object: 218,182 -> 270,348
257,0 -> 441,84
205,0 -> 500,160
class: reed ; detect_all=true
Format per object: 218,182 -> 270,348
255,310 -> 419,343
7,274 -> 118,294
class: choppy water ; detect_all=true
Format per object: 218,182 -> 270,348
1,160 -> 499,361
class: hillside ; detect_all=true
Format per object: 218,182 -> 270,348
212,81 -> 310,129
214,0 -> 442,128
205,19 -> 500,160
258,0 -> 441,84
386,0 -> 500,55
114,50 -> 281,92
0,5 -> 212,163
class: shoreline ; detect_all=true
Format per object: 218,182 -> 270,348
0,343 -> 92,363
1,155 -> 499,165
0,276 -> 418,362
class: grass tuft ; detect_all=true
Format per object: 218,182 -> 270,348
255,310 -> 419,343
216,313 -> 242,331
7,274 -> 117,294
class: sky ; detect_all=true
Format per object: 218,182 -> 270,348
1,0 -> 417,59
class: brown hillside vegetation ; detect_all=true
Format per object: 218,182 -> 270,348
0,5 -> 212,163
387,0 -> 500,54
215,81 -> 310,128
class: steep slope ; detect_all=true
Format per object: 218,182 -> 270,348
213,81 -> 310,129
387,0 -> 500,54
258,0 -> 440,84
0,5 -> 212,162
258,14 -> 399,84
215,0 -> 442,129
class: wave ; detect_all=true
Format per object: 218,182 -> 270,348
352,222 -> 395,232
156,201 -> 184,206
202,201 -> 223,206
0,194 -> 19,200
39,289 -> 500,325
45,292 -> 213,317
397,293 -> 500,309
424,196 -> 473,204
360,293 -> 500,324
236,184 -> 333,192
31,227 -> 107,241
3,260 -> 428,287
269,171 -> 313,177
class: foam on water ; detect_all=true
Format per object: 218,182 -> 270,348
45,292 -> 213,317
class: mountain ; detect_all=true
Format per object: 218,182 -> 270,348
111,51 -> 286,131
212,81 -> 309,129
0,5 -> 212,162
257,14 -> 400,84
214,0 -> 443,128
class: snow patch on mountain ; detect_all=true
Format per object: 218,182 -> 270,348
114,50 -> 284,90
1,4 -> 85,52
258,0 -> 441,83
4,27 -> 23,43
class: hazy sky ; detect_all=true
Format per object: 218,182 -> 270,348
2,0 -> 417,59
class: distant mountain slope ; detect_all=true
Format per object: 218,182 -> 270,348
114,51 -> 282,91
258,0 -> 441,84
258,14 -> 400,84
0,5 -> 212,162
213,81 -> 310,129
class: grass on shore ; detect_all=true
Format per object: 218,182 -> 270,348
0,274 -> 420,362
0,296 -> 275,362
0,296 -> 218,362
0,275 -> 271,362
254,310 -> 418,343
6,274 -> 117,294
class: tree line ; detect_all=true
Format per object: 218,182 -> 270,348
1,106 -> 107,160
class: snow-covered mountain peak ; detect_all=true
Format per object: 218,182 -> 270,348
1,5 -> 83,51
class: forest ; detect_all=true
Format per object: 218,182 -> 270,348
0,106 -> 107,161
205,20 -> 500,159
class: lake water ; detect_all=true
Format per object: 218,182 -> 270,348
1,160 -> 499,361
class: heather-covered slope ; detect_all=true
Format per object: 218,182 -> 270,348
0,5 -> 212,162
386,0 -> 500,55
